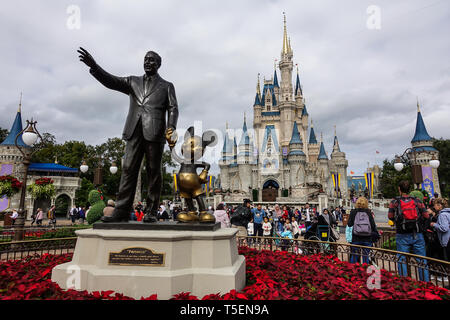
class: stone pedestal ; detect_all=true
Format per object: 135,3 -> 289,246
51,223 -> 246,300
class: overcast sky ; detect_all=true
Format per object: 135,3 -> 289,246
0,0 -> 449,176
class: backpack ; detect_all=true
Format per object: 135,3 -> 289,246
353,211 -> 372,237
395,197 -> 420,233
230,206 -> 251,226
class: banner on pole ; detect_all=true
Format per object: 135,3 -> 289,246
421,166 -> 434,196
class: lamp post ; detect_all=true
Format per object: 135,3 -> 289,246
394,147 -> 440,189
79,159 -> 118,186
13,119 -> 42,241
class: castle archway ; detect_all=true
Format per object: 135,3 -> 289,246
262,179 -> 279,202
55,194 -> 71,218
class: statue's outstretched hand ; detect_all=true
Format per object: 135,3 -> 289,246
77,47 -> 97,68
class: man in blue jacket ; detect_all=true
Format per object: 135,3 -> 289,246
252,204 -> 266,238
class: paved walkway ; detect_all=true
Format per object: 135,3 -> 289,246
1,218 -> 87,228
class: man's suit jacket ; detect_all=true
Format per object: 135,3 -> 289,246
90,65 -> 178,142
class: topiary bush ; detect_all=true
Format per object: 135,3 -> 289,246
409,190 -> 424,202
86,190 -> 105,224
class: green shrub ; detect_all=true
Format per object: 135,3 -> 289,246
87,201 -> 106,224
409,190 -> 424,201
88,190 -> 103,204
86,190 -> 106,224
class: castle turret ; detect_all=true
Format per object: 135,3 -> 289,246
253,74 -> 262,129
308,119 -> 319,162
288,121 -> 306,187
219,122 -> 234,190
409,100 -> 440,196
0,97 -> 33,211
330,126 -> 348,198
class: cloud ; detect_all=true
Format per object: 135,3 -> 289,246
0,0 -> 449,176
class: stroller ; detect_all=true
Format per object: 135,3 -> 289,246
303,215 -> 337,254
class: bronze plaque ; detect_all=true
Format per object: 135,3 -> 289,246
108,247 -> 165,266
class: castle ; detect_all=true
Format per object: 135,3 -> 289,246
0,102 -> 80,219
218,16 -> 348,203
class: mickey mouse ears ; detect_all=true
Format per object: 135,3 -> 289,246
183,126 -> 218,148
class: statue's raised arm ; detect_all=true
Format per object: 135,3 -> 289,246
77,47 -> 97,68
77,47 -> 131,95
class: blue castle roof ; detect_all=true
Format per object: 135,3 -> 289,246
295,72 -> 302,96
261,85 -> 277,106
222,130 -> 233,154
318,141 -> 328,160
302,105 -> 308,116
273,70 -> 279,87
289,122 -> 303,145
28,163 -> 78,173
254,92 -> 261,106
411,110 -> 432,143
309,126 -> 317,144
1,110 -> 28,148
239,119 -> 250,146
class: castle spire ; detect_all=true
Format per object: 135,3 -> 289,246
332,125 -> 341,152
411,101 -> 432,143
18,92 -> 22,113
254,74 -> 262,106
289,121 -> 303,145
256,73 -> 261,97
318,132 -> 328,160
273,60 -> 279,87
309,119 -> 317,144
1,100 -> 27,147
282,12 -> 290,55
295,64 -> 302,96
239,113 -> 250,146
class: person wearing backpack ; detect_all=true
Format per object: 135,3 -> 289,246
230,199 -> 253,237
69,206 -> 78,225
388,180 -> 430,281
347,197 -> 378,264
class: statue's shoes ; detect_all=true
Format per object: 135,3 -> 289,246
143,213 -> 157,223
198,211 -> 216,224
177,211 -> 199,223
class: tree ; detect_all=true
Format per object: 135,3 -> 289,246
433,138 -> 450,199
75,177 -> 95,208
31,132 -> 57,163
379,158 -> 412,199
0,127 -> 9,143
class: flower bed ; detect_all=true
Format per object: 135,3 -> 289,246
0,248 -> 448,300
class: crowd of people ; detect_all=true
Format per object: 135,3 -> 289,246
386,180 -> 449,282
209,199 -> 346,242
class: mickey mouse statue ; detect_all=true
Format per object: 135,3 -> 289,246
166,126 -> 217,223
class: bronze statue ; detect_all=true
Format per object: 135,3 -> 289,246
167,127 -> 216,223
78,47 -> 178,223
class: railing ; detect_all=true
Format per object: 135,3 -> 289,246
236,235 -> 450,289
0,225 -> 91,242
0,233 -> 447,290
0,237 -> 77,261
